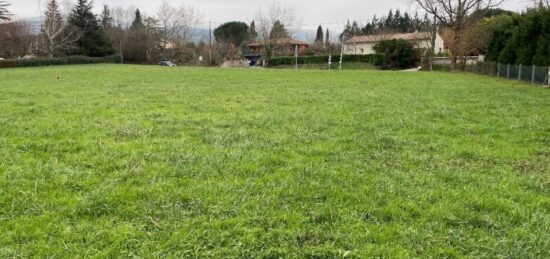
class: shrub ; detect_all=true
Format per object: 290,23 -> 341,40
267,54 -> 385,67
373,39 -> 421,69
0,60 -> 17,68
0,55 -> 122,68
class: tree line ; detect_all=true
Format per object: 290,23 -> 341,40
342,9 -> 433,38
484,7 -> 550,66
0,0 -> 309,64
2,0 -> 550,69
0,0 -> 207,64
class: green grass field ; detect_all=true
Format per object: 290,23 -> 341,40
1,65 -> 549,257
271,62 -> 377,70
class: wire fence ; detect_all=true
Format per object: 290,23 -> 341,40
434,62 -> 550,86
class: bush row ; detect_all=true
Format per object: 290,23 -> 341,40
267,54 -> 385,67
486,8 -> 550,66
0,55 -> 122,69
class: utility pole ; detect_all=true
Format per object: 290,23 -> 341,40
429,8 -> 437,71
119,40 -> 124,64
295,45 -> 298,70
165,27 -> 168,59
209,21 -> 212,64
339,33 -> 345,70
354,26 -> 357,55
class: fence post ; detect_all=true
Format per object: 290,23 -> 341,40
497,63 -> 500,77
532,65 -> 536,85
518,64 -> 522,81
507,64 -> 510,79
547,66 -> 550,87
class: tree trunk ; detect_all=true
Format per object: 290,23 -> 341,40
450,30 -> 462,72
450,53 -> 457,71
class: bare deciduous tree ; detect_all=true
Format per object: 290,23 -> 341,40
40,0 -> 79,57
413,0 -> 503,71
155,1 -> 201,60
255,2 -> 297,60
156,0 -> 200,52
112,6 -> 137,29
0,21 -> 33,58
532,0 -> 549,8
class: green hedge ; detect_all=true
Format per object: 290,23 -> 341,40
0,55 -> 122,68
373,39 -> 421,69
267,54 -> 385,67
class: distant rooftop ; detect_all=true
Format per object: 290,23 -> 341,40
248,38 -> 310,47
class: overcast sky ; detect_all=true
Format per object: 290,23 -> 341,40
10,0 -> 530,30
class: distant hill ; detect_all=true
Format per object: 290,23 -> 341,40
19,17 -> 319,44
21,16 -> 45,34
191,27 -> 316,43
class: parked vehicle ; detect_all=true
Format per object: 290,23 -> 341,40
159,61 -> 177,67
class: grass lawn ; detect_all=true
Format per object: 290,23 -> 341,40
0,64 -> 549,257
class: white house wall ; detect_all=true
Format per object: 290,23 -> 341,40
344,43 -> 376,55
416,34 -> 445,55
343,34 -> 446,55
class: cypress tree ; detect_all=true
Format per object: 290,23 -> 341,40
315,25 -> 324,44
248,20 -> 258,42
325,28 -> 330,46
131,9 -> 144,29
69,0 -> 114,57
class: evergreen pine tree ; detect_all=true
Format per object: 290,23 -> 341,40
385,10 -> 394,29
100,5 -> 113,30
403,12 -> 411,32
0,0 -> 11,21
69,0 -> 114,56
269,20 -> 289,39
343,20 -> 351,36
44,0 -> 63,31
371,15 -> 378,34
42,0 -> 66,57
125,9 -> 148,63
413,12 -> 421,31
394,9 -> 402,30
